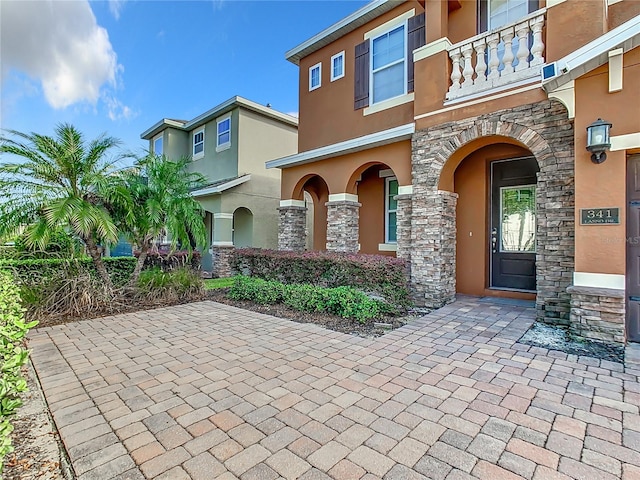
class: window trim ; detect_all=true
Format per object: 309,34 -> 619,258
153,134 -> 163,156
216,115 -> 231,152
309,62 -> 322,91
385,176 -> 398,244
330,51 -> 345,82
192,128 -> 205,159
369,22 -> 408,106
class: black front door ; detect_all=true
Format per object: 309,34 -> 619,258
627,155 -> 640,342
490,157 -> 538,291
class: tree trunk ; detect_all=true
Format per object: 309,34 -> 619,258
128,246 -> 149,287
84,235 -> 113,290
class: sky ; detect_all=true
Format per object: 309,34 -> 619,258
1,0 -> 369,159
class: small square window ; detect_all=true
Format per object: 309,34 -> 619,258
193,129 -> 204,157
153,135 -> 163,155
217,116 -> 231,151
309,62 -> 321,91
331,51 -> 344,81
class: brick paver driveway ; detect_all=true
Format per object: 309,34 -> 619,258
30,297 -> 640,480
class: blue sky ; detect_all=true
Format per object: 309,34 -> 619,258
1,0 -> 368,158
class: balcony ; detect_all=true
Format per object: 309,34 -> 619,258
446,9 -> 546,101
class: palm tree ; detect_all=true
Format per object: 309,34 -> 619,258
116,153 -> 207,286
0,124 -> 130,289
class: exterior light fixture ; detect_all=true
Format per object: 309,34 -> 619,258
586,118 -> 612,164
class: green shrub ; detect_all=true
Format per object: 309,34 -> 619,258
228,276 -> 384,322
0,270 -> 38,472
228,276 -> 284,305
140,250 -> 202,272
231,249 -> 410,307
13,229 -> 77,259
204,277 -> 235,290
0,257 -> 136,287
135,267 -> 204,303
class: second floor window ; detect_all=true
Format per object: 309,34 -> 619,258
217,117 -> 231,151
153,135 -> 163,156
193,129 -> 204,157
309,63 -> 321,91
331,52 -> 344,81
371,24 -> 405,104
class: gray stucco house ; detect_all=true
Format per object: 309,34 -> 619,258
141,96 -> 298,275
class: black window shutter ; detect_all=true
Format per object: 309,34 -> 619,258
407,12 -> 426,93
354,39 -> 370,110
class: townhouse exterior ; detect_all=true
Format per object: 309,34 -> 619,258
267,0 -> 640,344
142,96 -> 298,275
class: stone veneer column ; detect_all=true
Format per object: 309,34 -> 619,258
211,213 -> 234,278
410,190 -> 458,307
395,187 -> 413,277
567,285 -> 625,344
278,200 -> 307,251
325,194 -> 361,253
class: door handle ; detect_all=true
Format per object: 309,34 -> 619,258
491,227 -> 498,253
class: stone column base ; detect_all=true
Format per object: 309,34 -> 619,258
278,205 -> 307,251
566,285 -> 625,344
325,199 -> 361,253
211,245 -> 235,278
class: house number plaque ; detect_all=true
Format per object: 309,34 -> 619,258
580,207 -> 620,225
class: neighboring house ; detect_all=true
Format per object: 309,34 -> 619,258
141,96 -> 298,275
268,0 -> 640,344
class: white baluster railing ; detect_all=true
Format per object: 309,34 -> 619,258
446,9 -> 546,101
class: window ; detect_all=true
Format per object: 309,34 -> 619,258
309,63 -> 321,91
216,116 -> 231,151
331,52 -> 344,81
153,135 -> 163,155
193,129 -> 204,157
488,0 -> 529,30
371,24 -> 406,104
385,177 -> 398,243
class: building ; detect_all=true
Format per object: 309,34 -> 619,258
142,96 -> 298,275
267,0 -> 640,344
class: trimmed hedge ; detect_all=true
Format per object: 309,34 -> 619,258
0,270 -> 37,471
0,257 -> 136,287
228,276 -> 387,323
230,249 -> 409,306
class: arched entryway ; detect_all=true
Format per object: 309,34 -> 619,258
293,175 -> 329,251
451,141 -> 538,297
233,207 -> 253,248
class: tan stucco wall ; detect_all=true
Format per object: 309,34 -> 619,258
281,141 -> 412,200
237,108 -> 297,180
297,2 -> 422,152
574,47 -> 640,275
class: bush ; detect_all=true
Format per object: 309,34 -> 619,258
228,276 -> 384,323
138,250 -> 201,272
0,257 -> 136,287
13,229 -> 77,259
135,267 -> 204,303
0,271 -> 38,472
230,249 -> 409,306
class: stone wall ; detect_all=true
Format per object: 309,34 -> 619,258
211,246 -> 235,278
325,200 -> 361,253
278,205 -> 307,251
410,99 -> 575,321
567,285 -> 625,344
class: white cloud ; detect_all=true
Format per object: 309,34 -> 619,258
109,0 -> 126,20
0,0 -> 131,117
104,94 -> 137,122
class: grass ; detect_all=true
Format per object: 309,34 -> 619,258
204,277 -> 235,290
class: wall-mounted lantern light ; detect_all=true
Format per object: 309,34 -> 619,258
586,118 -> 612,164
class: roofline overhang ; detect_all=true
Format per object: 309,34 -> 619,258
191,174 -> 251,198
285,0 -> 405,66
141,96 -> 298,140
266,123 -> 415,169
543,15 -> 640,92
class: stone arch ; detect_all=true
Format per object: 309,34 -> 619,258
409,99 -> 574,323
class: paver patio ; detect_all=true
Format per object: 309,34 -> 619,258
29,297 -> 640,480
